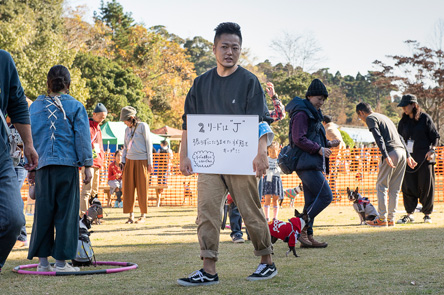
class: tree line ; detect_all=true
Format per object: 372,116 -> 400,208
1,0 -> 442,144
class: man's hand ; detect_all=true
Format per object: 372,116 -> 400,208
180,156 -> 194,176
23,145 -> 39,171
385,156 -> 395,168
253,150 -> 269,177
407,157 -> 418,169
83,167 -> 93,184
14,123 -> 38,170
148,164 -> 154,174
318,147 -> 332,158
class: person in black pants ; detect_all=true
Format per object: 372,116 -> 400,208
396,94 -> 440,224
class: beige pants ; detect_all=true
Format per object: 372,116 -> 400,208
80,166 -> 100,214
122,159 -> 149,214
197,174 -> 273,261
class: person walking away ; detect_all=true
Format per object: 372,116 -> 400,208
396,94 -> 440,224
355,102 -> 416,227
27,65 -> 93,272
0,50 -> 38,273
80,103 -> 107,215
120,106 -> 153,224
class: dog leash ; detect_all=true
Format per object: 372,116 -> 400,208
306,148 -> 327,216
405,158 -> 428,174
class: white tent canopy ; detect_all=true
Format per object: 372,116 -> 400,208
340,126 -> 374,143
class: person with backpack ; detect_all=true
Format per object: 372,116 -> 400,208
285,79 -> 340,248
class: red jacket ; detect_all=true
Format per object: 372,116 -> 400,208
268,217 -> 302,248
108,161 -> 122,181
90,118 -> 104,168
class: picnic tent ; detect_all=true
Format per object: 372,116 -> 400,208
101,121 -> 168,152
151,125 -> 183,140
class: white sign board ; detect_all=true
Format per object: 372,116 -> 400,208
187,114 -> 258,175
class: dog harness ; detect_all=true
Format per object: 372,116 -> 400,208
268,217 -> 302,247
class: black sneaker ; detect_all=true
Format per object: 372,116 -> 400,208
424,215 -> 432,223
177,269 -> 219,286
247,263 -> 277,281
396,215 -> 414,224
232,235 -> 245,243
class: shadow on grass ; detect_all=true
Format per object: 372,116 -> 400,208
11,206 -> 443,295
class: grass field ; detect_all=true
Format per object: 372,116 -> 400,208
2,204 -> 444,295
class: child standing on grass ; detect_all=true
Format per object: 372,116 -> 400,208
108,150 -> 123,208
262,141 -> 284,220
27,65 -> 93,272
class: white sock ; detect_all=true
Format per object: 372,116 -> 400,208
264,205 -> 270,220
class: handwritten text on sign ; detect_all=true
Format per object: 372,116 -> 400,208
187,114 -> 258,175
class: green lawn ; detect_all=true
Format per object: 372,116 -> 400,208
3,204 -> 444,295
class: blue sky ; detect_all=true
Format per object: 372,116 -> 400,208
69,0 -> 444,76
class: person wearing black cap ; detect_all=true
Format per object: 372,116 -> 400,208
80,103 -> 107,216
285,78 -> 340,248
396,94 -> 440,224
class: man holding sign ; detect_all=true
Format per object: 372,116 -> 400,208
178,22 -> 276,286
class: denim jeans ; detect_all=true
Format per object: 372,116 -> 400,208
15,164 -> 28,242
296,170 -> 333,236
0,144 -> 26,268
228,203 -> 243,238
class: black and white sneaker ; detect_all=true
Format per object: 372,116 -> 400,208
177,269 -> 219,286
247,263 -> 277,281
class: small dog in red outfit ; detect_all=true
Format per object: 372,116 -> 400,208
268,209 -> 310,257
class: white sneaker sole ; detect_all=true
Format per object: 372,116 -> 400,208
246,270 -> 278,281
177,279 -> 219,287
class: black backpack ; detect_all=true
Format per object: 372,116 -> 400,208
278,114 -> 318,174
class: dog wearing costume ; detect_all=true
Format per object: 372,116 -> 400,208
268,209 -> 310,257
347,187 -> 378,225
281,183 -> 303,208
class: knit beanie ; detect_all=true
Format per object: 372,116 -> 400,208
120,106 -> 137,121
94,103 -> 107,113
305,79 -> 328,98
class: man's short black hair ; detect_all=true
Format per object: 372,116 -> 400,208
160,140 -> 168,146
214,22 -> 242,45
356,102 -> 372,114
323,115 -> 332,124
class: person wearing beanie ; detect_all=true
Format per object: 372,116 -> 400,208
79,103 -> 107,216
119,106 -> 153,224
285,78 -> 339,248
305,78 -> 329,99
